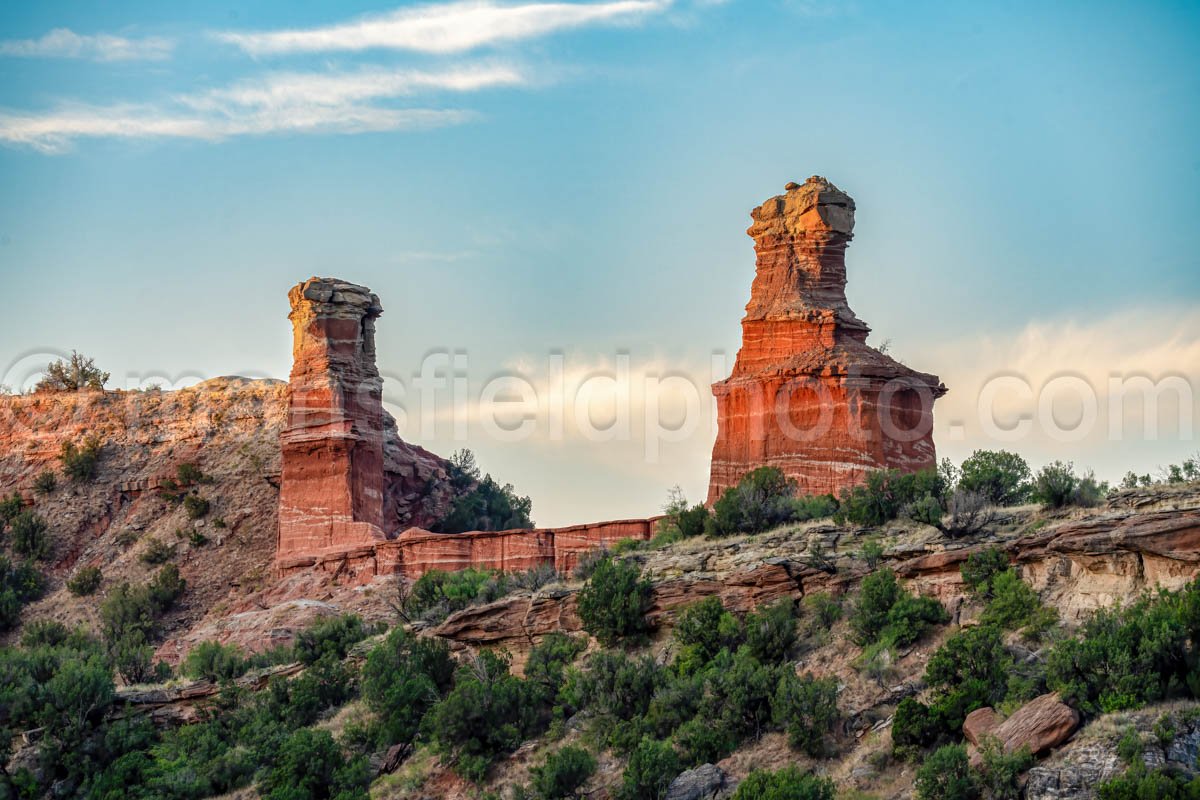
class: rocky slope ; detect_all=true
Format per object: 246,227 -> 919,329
0,378 -> 452,657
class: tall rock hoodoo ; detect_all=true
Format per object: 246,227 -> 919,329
278,278 -> 388,562
708,177 -> 947,502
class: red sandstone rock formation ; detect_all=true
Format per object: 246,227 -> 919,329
965,693 -> 1080,767
709,177 -> 947,502
278,278 -> 390,562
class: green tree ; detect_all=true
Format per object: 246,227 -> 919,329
36,351 -> 110,392
435,449 -> 533,533
361,628 -> 454,748
957,450 -> 1031,506
577,556 -> 653,646
424,650 -> 534,782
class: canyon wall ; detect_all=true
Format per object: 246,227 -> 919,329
708,177 -> 947,502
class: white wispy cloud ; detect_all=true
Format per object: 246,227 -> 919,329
0,64 -> 525,153
216,0 -> 672,56
0,27 -> 173,61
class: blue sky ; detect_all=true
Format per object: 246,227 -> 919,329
1,1 -> 1198,525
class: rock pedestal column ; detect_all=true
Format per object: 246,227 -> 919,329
707,177 -> 947,502
278,278 -> 387,561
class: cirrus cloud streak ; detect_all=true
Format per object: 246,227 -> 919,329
0,64 -> 526,153
216,0 -> 672,56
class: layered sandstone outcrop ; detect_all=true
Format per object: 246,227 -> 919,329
708,177 -> 947,502
278,278 -> 390,562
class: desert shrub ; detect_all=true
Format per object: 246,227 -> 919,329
0,555 -> 46,631
731,766 -> 836,800
10,510 -> 50,560
892,696 -> 943,756
524,632 -> 587,708
616,737 -> 681,800
886,593 -> 951,648
258,727 -> 370,800
745,598 -> 798,664
36,351 -> 109,392
851,570 -> 901,643
940,490 -> 996,538
572,547 -> 609,580
674,714 -> 738,766
960,547 -> 1010,598
511,563 -> 560,592
839,468 -> 948,527
859,538 -> 885,569
673,596 -> 741,664
67,565 -> 103,596
791,494 -> 840,521
1046,579 -> 1200,713
657,486 -> 711,543
111,636 -> 169,684
1031,461 -> 1109,509
979,569 -> 1051,631
0,492 -> 24,528
957,450 -> 1031,506
183,494 -> 210,519
915,744 -> 980,800
405,567 -> 510,622
699,648 -> 779,741
139,537 -> 174,565
707,467 -> 801,536
1073,471 -> 1109,508
529,745 -> 596,800
976,740 -> 1033,800
425,650 -> 536,782
61,435 -> 103,482
33,469 -> 57,495
924,625 -> 1011,732
577,556 -> 653,646
568,650 -> 663,723
100,565 -> 186,645
147,562 -> 186,609
1097,761 -> 1200,799
850,569 -> 946,649
804,592 -> 843,629
434,449 -> 533,533
772,671 -> 840,757
293,614 -> 374,665
183,641 -> 249,682
176,463 -> 206,484
361,627 -> 455,749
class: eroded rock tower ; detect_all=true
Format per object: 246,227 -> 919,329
708,177 -> 947,502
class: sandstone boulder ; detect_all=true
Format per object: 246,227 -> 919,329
963,706 -> 1001,746
967,693 -> 1080,767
